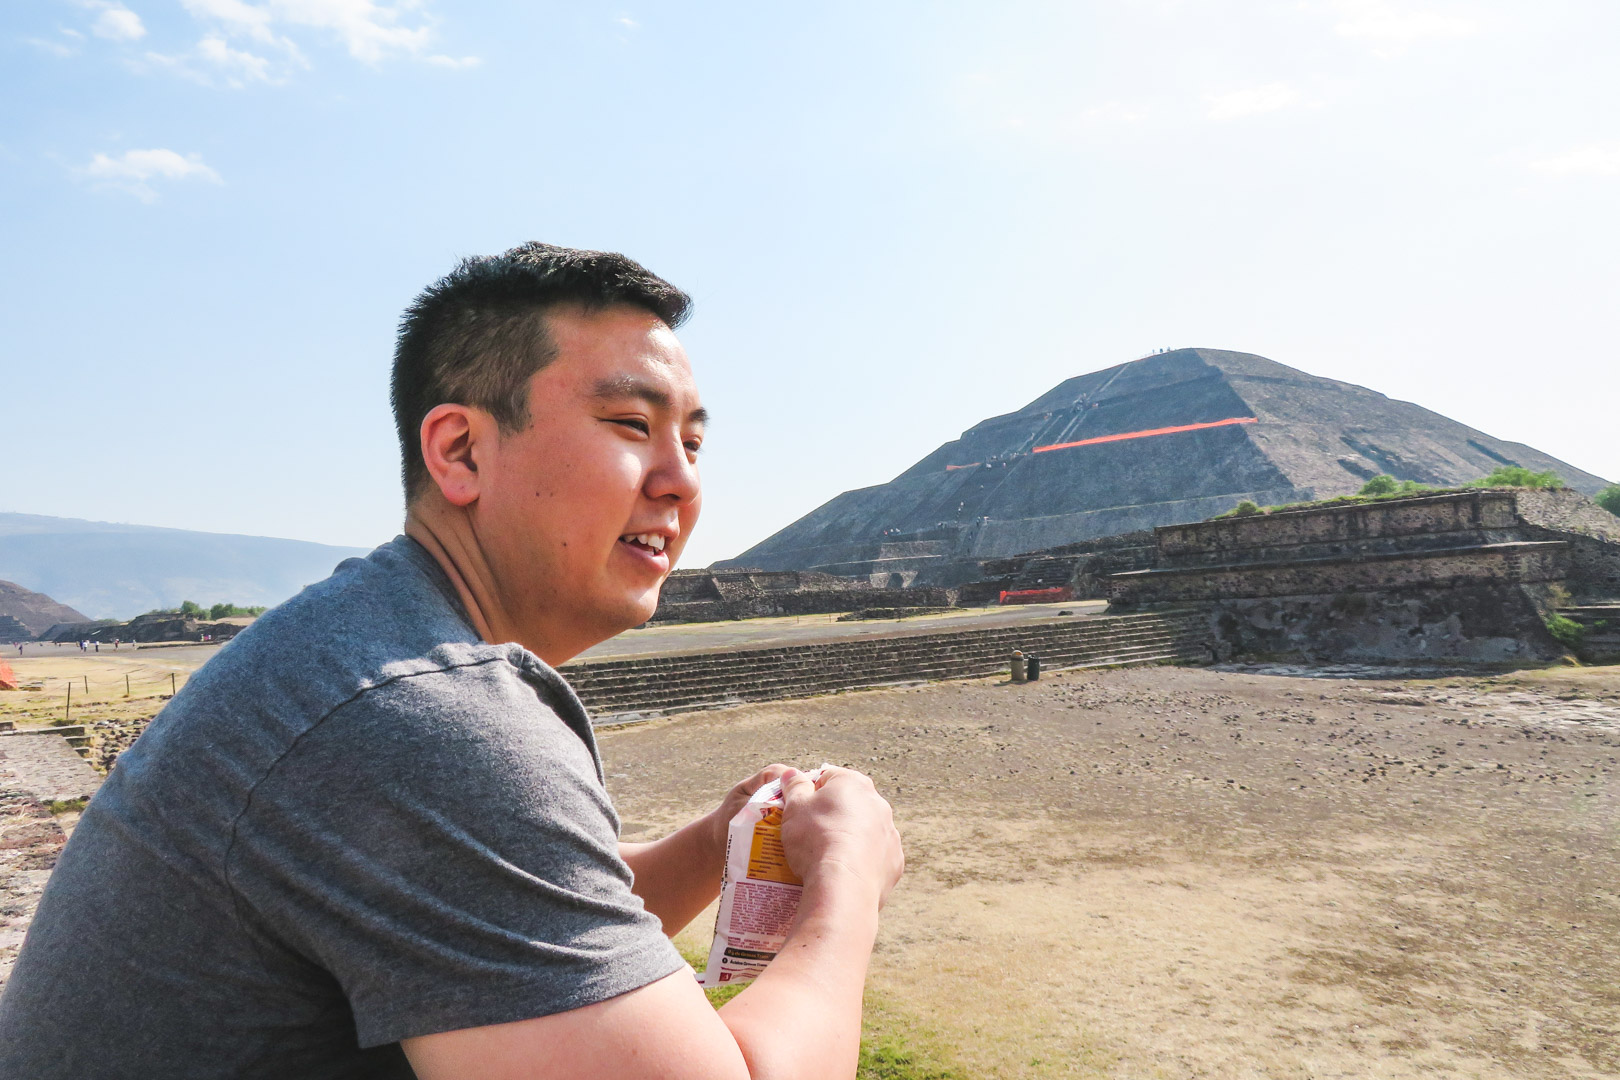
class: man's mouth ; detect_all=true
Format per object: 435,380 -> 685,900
619,532 -> 667,554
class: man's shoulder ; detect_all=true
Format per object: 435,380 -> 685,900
119,537 -> 528,777
194,537 -> 492,702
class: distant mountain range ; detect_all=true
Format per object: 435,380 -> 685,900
0,513 -> 375,620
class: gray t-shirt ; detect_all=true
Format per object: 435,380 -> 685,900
0,537 -> 683,1078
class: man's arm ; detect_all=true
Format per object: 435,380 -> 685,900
403,766 -> 903,1080
620,765 -> 789,936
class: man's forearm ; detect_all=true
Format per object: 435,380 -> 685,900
619,817 -> 724,936
716,866 -> 882,1080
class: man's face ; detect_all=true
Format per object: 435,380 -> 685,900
472,303 -> 704,662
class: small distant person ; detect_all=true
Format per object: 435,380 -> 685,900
0,243 -> 904,1079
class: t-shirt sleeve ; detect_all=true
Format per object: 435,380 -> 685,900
223,660 -> 685,1048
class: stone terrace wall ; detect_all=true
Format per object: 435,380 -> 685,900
651,566 -> 955,624
1109,541 -> 1569,606
1154,490 -> 1524,567
1103,489 -> 1618,662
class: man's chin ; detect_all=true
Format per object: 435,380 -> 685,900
599,591 -> 661,636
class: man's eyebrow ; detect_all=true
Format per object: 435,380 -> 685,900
590,376 -> 709,425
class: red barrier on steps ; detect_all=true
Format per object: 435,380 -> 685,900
1033,416 -> 1258,454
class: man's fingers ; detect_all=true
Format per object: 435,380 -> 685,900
737,763 -> 793,797
779,768 -> 815,805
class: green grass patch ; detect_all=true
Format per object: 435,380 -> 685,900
1464,465 -> 1564,490
46,797 -> 88,814
676,944 -> 964,1079
1209,468 -> 1580,521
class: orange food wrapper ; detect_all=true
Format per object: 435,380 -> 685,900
696,766 -> 828,988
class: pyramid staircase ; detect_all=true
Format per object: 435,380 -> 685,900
564,609 -> 1211,722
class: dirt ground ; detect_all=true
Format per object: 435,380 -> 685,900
602,662 -> 1620,1080
5,644 -> 1617,1076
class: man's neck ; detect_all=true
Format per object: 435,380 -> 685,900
404,502 -> 507,648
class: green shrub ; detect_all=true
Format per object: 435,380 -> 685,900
1358,475 -> 1399,496
1232,500 -> 1262,517
1597,485 -> 1620,517
208,602 -> 268,620
1467,466 -> 1564,490
1546,613 -> 1585,650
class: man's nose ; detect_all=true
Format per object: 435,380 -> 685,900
646,437 -> 700,503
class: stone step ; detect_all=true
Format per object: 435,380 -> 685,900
566,620 -> 1205,682
569,631 -> 1200,695
592,648 -> 1200,722
567,635 -> 1197,692
1558,606 -> 1620,625
0,724 -> 88,739
577,639 -> 1208,714
566,612 -> 1206,675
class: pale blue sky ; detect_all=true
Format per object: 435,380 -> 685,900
5,0 -> 1616,568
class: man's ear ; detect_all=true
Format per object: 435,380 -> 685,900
419,403 -> 488,508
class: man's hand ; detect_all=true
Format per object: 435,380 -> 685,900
699,763 -> 795,862
778,765 -> 904,909
620,763 -> 794,936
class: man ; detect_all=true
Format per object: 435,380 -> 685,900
0,244 -> 904,1078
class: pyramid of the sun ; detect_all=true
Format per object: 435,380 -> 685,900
720,348 -> 1611,576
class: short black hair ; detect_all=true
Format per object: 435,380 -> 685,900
391,242 -> 692,500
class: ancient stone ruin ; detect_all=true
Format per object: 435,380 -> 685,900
1106,488 -> 1620,663
651,568 -> 953,624
719,348 -> 1609,582
36,611 -> 249,645
0,581 -> 89,640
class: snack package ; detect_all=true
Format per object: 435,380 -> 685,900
696,766 -> 827,988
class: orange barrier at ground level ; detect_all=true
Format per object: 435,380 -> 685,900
1032,416 -> 1258,454
0,660 -> 17,690
999,587 -> 1073,605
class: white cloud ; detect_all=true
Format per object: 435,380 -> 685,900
90,3 -> 147,41
26,35 -> 81,57
197,33 -> 275,82
239,0 -> 431,63
181,0 -> 278,43
1529,144 -> 1620,178
615,16 -> 639,30
160,0 -> 465,81
1329,0 -> 1478,56
1205,83 -> 1306,122
81,148 -> 222,201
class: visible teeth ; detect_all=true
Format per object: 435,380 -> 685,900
622,533 -> 666,552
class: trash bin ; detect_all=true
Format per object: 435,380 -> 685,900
1026,654 -> 1041,681
1010,650 -> 1027,683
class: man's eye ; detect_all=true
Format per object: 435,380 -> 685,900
609,418 -> 650,435
684,439 -> 704,455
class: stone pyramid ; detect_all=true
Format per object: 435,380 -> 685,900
719,348 -> 1610,577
